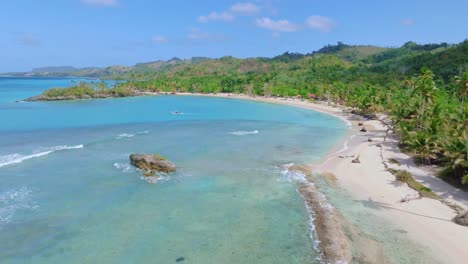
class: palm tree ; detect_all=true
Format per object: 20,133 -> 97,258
412,69 -> 437,105
453,71 -> 468,103
404,130 -> 440,164
439,129 -> 468,184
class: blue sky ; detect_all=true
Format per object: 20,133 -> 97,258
1,0 -> 467,72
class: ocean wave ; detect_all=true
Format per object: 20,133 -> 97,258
229,130 -> 259,136
116,133 -> 135,139
115,130 -> 150,139
335,134 -> 356,156
277,163 -> 308,183
0,187 -> 38,226
141,174 -> 172,184
113,162 -> 134,173
0,145 -> 84,168
335,140 -> 349,154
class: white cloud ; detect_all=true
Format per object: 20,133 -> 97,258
81,0 -> 119,6
231,2 -> 260,14
255,17 -> 299,32
152,36 -> 168,44
401,19 -> 416,26
305,16 -> 335,32
198,12 -> 235,23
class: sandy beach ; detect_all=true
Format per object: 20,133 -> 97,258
177,92 -> 468,263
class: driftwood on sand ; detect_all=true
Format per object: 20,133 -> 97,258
352,155 -> 361,163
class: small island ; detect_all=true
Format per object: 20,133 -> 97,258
129,153 -> 176,180
25,82 -> 144,101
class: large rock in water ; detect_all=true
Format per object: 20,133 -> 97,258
129,154 -> 176,176
454,211 -> 468,226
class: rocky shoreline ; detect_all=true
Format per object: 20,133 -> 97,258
23,91 -> 170,102
289,165 -> 387,264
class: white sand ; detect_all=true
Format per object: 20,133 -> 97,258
175,93 -> 468,263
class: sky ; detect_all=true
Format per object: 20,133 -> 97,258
0,0 -> 467,72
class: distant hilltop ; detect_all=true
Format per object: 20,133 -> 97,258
2,40 -> 466,81
32,66 -> 78,73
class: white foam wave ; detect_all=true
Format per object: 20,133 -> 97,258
298,186 -> 336,263
115,130 -> 150,139
335,140 -> 349,154
116,133 -> 135,139
334,134 -> 356,157
277,163 -> 307,183
0,145 -> 83,168
50,145 -> 84,151
302,196 -> 322,259
0,187 -> 38,225
113,162 -> 134,173
140,174 -> 172,184
229,130 -> 259,136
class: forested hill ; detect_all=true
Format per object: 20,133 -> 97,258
366,41 -> 468,81
5,40 -> 467,83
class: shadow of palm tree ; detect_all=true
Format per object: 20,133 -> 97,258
355,198 -> 452,222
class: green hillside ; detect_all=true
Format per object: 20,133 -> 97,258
312,42 -> 389,62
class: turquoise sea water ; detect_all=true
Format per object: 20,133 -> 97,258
0,77 -> 348,263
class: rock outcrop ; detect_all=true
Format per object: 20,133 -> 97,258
129,154 -> 176,176
299,184 -> 353,263
454,211 -> 468,226
300,175 -> 388,263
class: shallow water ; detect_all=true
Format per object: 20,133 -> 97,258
0,77 -> 348,263
309,173 -> 442,264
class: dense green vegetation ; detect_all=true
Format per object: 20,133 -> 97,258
42,81 -> 135,98
35,40 -> 468,185
368,41 -> 467,82
389,169 -> 440,200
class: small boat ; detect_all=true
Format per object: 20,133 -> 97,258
171,111 -> 183,115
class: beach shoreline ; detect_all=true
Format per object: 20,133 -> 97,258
174,92 -> 468,264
